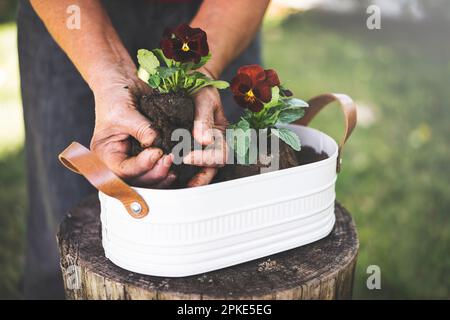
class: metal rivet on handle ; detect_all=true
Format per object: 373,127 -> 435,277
130,202 -> 142,214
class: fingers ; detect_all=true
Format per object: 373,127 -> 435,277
193,102 -> 215,145
122,111 -> 159,148
213,101 -> 228,131
153,171 -> 177,189
128,79 -> 153,99
90,82 -> 171,187
187,167 -> 218,188
129,154 -> 173,185
183,147 -> 227,167
94,139 -> 167,181
118,147 -> 164,178
183,127 -> 227,167
193,87 -> 228,145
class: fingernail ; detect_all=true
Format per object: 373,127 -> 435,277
182,153 -> 193,164
187,180 -> 198,188
168,171 -> 177,180
150,148 -> 163,161
162,154 -> 173,167
203,130 -> 213,144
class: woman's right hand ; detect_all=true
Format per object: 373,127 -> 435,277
90,75 -> 176,188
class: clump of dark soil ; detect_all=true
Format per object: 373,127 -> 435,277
296,146 -> 329,165
215,144 -> 329,182
131,91 -> 329,187
130,91 -> 200,187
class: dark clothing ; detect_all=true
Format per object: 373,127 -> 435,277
17,0 -> 261,299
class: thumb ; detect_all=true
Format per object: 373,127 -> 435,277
123,110 -> 159,148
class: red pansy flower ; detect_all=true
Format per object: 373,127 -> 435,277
230,65 -> 280,112
160,23 -> 209,64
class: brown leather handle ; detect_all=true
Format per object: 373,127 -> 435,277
58,142 -> 149,219
295,93 -> 357,172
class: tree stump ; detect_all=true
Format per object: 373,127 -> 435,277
57,195 -> 359,300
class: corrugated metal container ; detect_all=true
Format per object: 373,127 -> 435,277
60,93 -> 356,277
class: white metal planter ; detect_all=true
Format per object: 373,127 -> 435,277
59,93 -> 356,277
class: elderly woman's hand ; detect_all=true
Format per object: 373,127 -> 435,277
90,67 -> 229,189
183,68 -> 229,187
90,75 -> 176,188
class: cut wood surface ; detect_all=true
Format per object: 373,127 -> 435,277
58,195 -> 359,300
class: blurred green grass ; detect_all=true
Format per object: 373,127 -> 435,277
0,22 -> 26,299
263,12 -> 450,299
0,10 -> 449,299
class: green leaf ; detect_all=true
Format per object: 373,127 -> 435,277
229,118 -> 251,161
229,118 -> 250,130
264,86 -> 281,109
184,74 -> 195,88
278,107 -> 305,124
235,132 -> 250,159
156,66 -> 178,79
208,80 -> 229,89
271,128 -> 301,151
184,53 -> 212,71
194,78 -> 206,89
148,74 -> 161,89
186,72 -> 229,94
137,49 -> 160,75
271,86 -> 280,102
234,131 -> 251,160
137,67 -> 150,82
285,98 -> 309,108
152,48 -> 174,67
189,71 -> 208,80
195,53 -> 212,68
279,84 -> 293,97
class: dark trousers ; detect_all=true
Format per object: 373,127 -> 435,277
17,0 -> 261,299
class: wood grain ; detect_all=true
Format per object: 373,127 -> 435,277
57,195 -> 359,300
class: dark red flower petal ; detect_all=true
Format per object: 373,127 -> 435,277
173,23 -> 192,40
192,52 -> 202,64
179,51 -> 197,63
247,99 -> 264,112
231,64 -> 284,112
163,26 -> 175,39
160,38 -> 177,60
233,95 -> 264,112
237,65 -> 266,86
231,73 -> 253,96
188,32 -> 209,56
160,24 -> 209,63
264,69 -> 280,87
253,82 -> 272,103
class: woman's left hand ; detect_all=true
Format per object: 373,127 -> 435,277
183,68 -> 229,187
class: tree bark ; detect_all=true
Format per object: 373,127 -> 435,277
57,195 -> 359,300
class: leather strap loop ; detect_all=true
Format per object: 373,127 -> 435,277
295,93 -> 357,172
58,142 -> 149,219
58,93 -> 355,215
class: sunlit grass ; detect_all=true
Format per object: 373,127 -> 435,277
0,23 -> 25,299
0,23 -> 23,154
263,12 -> 450,299
0,12 -> 449,299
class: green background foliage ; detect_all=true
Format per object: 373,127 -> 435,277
0,2 -> 449,299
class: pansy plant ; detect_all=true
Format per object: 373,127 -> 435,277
229,64 -> 309,161
137,24 -> 229,94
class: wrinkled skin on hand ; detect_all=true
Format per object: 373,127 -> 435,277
91,71 -> 228,189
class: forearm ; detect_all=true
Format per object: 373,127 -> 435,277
30,0 -> 137,92
191,0 -> 270,78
